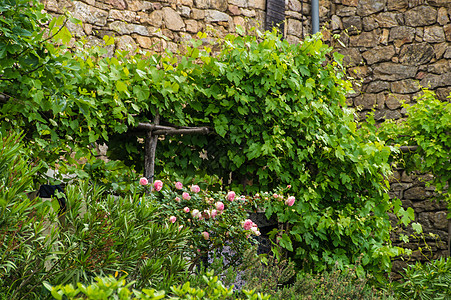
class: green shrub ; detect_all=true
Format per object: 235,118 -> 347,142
44,272 -> 271,300
0,130 -> 60,299
392,257 -> 451,300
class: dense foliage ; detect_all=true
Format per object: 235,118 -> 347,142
380,89 -> 450,202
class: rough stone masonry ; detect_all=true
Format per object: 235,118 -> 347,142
43,0 -> 450,275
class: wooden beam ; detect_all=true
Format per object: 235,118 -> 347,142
399,145 -> 418,153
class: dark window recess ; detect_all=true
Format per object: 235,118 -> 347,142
265,0 -> 285,33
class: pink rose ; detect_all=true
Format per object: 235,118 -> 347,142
202,231 -> 210,240
182,192 -> 191,200
215,201 -> 224,211
242,219 -> 254,231
191,209 -> 200,218
202,210 -> 210,220
285,196 -> 295,206
154,180 -> 163,192
211,209 -> 218,219
169,216 -> 177,223
255,230 -> 261,236
183,207 -> 190,213
273,194 -> 279,198
190,185 -> 200,193
175,181 -> 183,189
226,191 -> 236,201
175,197 -> 181,203
139,177 -> 148,186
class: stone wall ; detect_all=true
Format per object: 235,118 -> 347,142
44,0 -> 450,266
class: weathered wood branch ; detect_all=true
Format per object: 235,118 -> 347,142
143,112 -> 160,183
399,145 -> 418,153
153,127 -> 210,135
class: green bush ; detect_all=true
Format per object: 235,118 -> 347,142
0,130 -> 60,299
392,257 -> 451,300
44,272 -> 271,300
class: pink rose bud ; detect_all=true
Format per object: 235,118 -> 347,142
287,185 -> 292,189
202,231 -> 210,240
182,192 -> 191,200
215,201 -> 224,211
139,177 -> 148,186
190,185 -> 200,193
211,209 -> 218,218
169,216 -> 176,223
175,197 -> 181,203
255,230 -> 261,236
154,180 -> 163,191
202,210 -> 210,219
226,191 -> 236,201
242,219 -> 253,231
285,196 -> 295,206
183,207 -> 190,213
175,181 -> 183,189
273,194 -> 279,198
178,225 -> 183,231
251,226 -> 258,233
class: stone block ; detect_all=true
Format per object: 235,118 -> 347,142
374,109 -> 401,120
177,6 -> 191,18
362,45 -> 395,65
391,79 -> 420,94
115,35 -> 138,52
109,0 -> 127,10
374,12 -> 401,28
288,0 -> 302,12
349,30 -> 378,48
330,15 -> 342,31
424,26 -> 446,43
437,7 -> 449,25
109,9 -> 136,23
405,5 -> 437,27
342,16 -> 362,32
362,16 -> 377,31
348,66 -> 369,79
436,87 -> 451,100
373,62 -> 417,81
356,0 -> 385,17
73,1 -> 108,26
336,5 -> 356,17
287,19 -> 303,37
162,7 -> 185,31
412,199 -> 448,212
194,0 -> 209,9
228,4 -> 240,15
399,43 -> 435,65
134,35 -> 154,49
249,0 -> 265,10
433,212 -> 448,230
205,10 -> 230,22
192,8 -> 205,19
210,0 -> 228,11
389,26 -> 415,47
386,94 -> 410,109
387,0 -> 408,11
354,94 -> 377,110
229,0 -> 247,8
404,186 -> 428,200
185,20 -> 199,33
428,59 -> 451,74
138,11 -> 163,27
365,81 -> 390,93
339,47 -> 362,67
434,42 -> 448,59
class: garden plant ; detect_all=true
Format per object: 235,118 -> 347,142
1,0 -> 450,299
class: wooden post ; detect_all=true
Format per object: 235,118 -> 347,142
448,219 -> 451,257
143,112 -> 160,184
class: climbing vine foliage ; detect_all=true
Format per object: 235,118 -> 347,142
1,0 -> 404,275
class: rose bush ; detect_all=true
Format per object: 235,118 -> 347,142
139,178 -> 261,268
